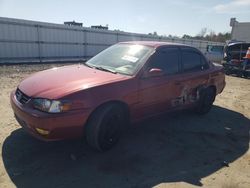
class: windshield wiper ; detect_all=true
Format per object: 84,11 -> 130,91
93,66 -> 117,74
82,62 -> 95,69
82,62 -> 117,74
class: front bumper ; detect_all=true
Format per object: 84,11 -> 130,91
10,91 -> 90,141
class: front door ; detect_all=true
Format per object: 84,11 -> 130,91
135,47 -> 183,119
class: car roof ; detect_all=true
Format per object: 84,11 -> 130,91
227,42 -> 250,47
119,41 -> 189,48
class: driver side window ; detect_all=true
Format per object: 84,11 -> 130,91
148,48 -> 180,75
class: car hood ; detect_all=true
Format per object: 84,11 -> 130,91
18,64 -> 129,99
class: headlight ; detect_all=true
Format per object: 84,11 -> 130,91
33,98 -> 71,113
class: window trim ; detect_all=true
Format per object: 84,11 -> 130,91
180,47 -> 209,73
200,54 -> 210,70
144,46 -> 181,76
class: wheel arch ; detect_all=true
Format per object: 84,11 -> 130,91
85,100 -> 130,129
208,85 -> 217,94
206,85 -> 217,103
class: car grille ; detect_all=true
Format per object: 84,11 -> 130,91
15,88 -> 31,104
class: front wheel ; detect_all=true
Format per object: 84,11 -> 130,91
85,104 -> 126,151
195,87 -> 216,115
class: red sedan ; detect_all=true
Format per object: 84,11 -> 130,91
10,41 -> 225,151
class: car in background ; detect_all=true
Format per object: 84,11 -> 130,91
223,42 -> 250,77
11,41 -> 225,151
204,45 -> 224,63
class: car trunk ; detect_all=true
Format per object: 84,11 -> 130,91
224,43 -> 250,61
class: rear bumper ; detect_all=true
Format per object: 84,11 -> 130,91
10,91 -> 90,141
223,61 -> 250,71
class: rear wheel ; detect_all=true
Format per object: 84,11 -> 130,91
224,65 -> 231,75
195,87 -> 216,115
243,71 -> 248,78
85,104 -> 126,151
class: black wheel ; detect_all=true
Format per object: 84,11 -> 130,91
243,71 -> 248,78
223,64 -> 229,75
85,104 -> 127,151
224,66 -> 231,75
195,87 -> 216,115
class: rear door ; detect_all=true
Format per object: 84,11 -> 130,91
175,47 -> 210,106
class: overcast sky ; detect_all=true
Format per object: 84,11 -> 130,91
0,0 -> 249,37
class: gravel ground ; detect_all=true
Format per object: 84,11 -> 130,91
0,64 -> 250,188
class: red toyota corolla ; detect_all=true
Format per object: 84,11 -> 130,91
10,41 -> 225,151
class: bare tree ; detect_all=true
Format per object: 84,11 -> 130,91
198,27 -> 208,37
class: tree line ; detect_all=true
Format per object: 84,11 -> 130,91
182,28 -> 231,43
149,28 -> 231,43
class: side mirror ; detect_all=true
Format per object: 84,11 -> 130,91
143,68 -> 164,78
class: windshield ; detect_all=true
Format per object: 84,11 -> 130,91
85,44 -> 153,75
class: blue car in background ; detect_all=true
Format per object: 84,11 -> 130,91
204,45 -> 224,63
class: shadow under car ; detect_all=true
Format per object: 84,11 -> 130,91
2,105 -> 250,188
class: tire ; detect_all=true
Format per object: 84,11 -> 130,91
85,104 -> 126,152
224,65 -> 231,75
243,71 -> 248,78
224,67 -> 231,75
195,87 -> 216,115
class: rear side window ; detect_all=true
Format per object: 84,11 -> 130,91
181,49 -> 209,72
201,56 -> 209,69
149,48 -> 179,75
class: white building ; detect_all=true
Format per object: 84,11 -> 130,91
230,18 -> 250,42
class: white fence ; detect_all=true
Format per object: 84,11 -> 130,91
0,17 -> 225,64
